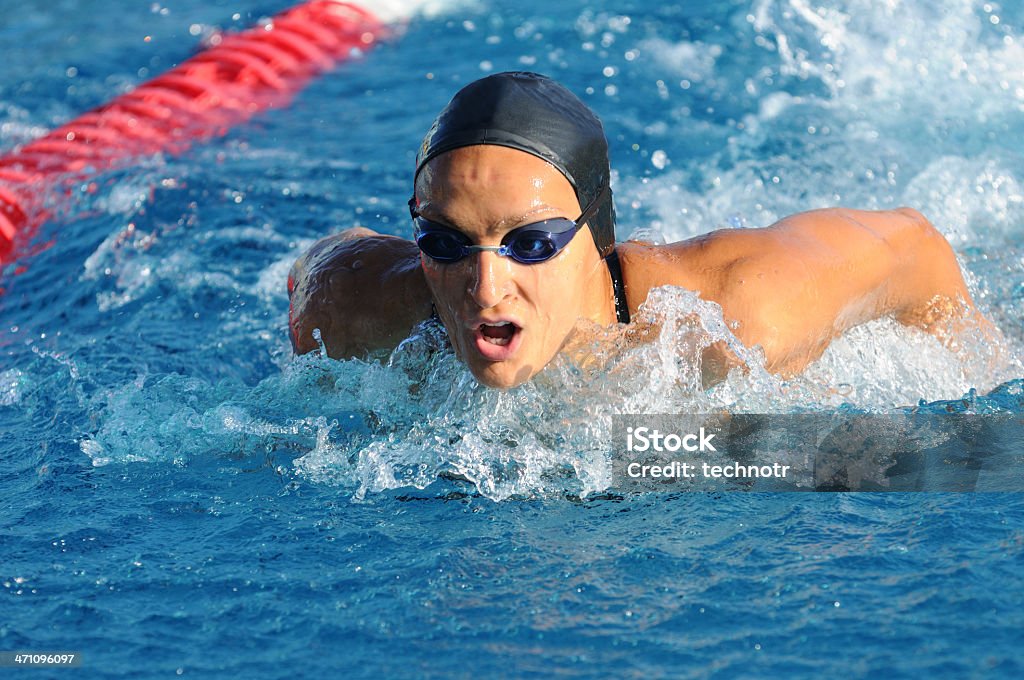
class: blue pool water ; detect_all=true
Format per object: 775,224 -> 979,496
3,0 -> 1024,676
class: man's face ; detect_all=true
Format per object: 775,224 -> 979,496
415,145 -> 611,388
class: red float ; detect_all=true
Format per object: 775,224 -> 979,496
0,1 -> 384,266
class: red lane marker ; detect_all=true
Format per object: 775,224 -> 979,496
0,0 -> 384,268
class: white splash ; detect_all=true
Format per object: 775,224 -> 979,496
639,38 -> 721,83
359,0 -> 478,23
0,369 -> 25,407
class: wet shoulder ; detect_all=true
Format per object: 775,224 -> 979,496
616,235 -> 737,312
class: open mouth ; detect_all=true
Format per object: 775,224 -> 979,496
473,321 -> 522,360
479,321 -> 517,346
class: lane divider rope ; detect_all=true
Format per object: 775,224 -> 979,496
0,0 -> 385,266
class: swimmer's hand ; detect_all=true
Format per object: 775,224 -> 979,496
288,228 -> 433,358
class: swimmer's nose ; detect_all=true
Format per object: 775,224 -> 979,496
468,250 -> 515,308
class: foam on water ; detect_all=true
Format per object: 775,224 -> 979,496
0,368 -> 25,406
78,284 -> 1021,501
903,156 -> 1024,245
748,0 -> 1024,106
621,0 -> 1024,229
366,0 -> 478,24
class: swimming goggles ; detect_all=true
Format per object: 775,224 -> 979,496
409,184 -> 608,264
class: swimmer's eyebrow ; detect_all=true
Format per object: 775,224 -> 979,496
419,204 -> 566,235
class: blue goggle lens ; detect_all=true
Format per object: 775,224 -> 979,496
416,229 -> 470,262
506,231 -> 558,261
413,217 -> 578,264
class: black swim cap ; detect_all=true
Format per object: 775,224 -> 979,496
414,71 -> 616,258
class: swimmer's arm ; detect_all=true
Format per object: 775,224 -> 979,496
673,208 -> 990,375
288,228 -> 433,358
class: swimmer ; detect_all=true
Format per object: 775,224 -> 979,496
288,71 -> 995,389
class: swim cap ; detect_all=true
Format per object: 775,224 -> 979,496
414,71 -> 616,258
